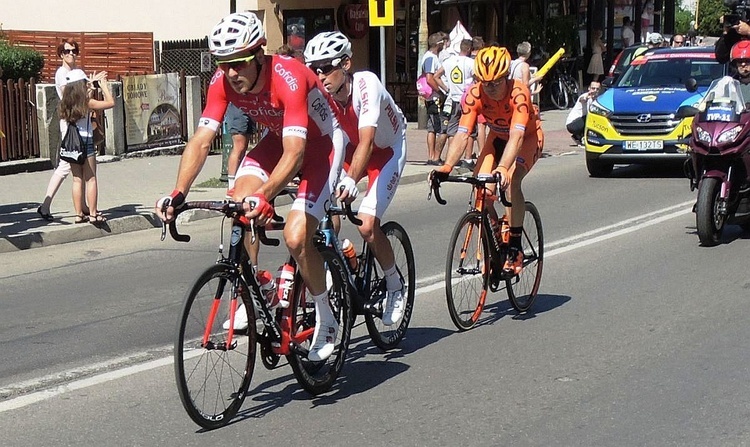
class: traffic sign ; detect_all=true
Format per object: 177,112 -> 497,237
369,0 -> 395,26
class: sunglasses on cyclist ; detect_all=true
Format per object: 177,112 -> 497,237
482,79 -> 505,89
217,54 -> 257,71
308,57 -> 344,76
62,48 -> 79,55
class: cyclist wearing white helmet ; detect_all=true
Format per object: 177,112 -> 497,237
305,31 -> 408,325
156,12 -> 346,362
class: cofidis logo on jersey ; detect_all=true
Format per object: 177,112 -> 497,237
274,63 -> 299,91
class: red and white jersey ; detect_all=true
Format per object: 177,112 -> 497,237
339,71 -> 405,151
200,54 -> 340,140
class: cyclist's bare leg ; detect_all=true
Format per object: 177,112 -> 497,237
505,164 -> 528,228
358,214 -> 395,270
284,209 -> 326,295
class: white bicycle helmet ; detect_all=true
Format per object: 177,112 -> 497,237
209,12 -> 267,57
304,31 -> 352,65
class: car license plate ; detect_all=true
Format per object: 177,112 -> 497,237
624,140 -> 663,151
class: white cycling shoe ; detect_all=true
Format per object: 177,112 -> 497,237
222,303 -> 249,331
308,302 -> 338,362
382,286 -> 405,326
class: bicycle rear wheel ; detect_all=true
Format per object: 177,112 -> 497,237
364,221 -> 416,350
549,76 -> 569,110
174,264 -> 256,429
445,211 -> 490,331
287,245 -> 352,395
506,202 -> 544,312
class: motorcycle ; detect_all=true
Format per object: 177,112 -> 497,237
685,76 -> 750,246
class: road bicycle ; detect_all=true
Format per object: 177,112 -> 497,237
545,57 -> 581,110
164,196 -> 351,429
319,199 -> 416,351
429,172 -> 543,330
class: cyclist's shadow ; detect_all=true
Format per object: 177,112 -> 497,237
224,324 -> 453,425
476,292 -> 571,326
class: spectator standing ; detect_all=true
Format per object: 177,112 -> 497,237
37,39 -> 86,222
565,80 -> 601,146
419,32 -> 448,165
509,41 -> 542,95
641,0 -> 659,43
223,103 -> 255,197
587,29 -> 606,82
58,69 -> 114,224
622,16 -> 635,47
671,34 -> 685,47
434,39 -> 476,169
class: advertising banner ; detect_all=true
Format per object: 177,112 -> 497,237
123,73 -> 182,151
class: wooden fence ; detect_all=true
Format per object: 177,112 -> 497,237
4,30 -> 155,83
0,78 -> 39,162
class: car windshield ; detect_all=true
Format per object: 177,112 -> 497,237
616,55 -> 722,88
699,76 -> 749,116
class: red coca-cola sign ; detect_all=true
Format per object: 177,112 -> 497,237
339,4 -> 369,40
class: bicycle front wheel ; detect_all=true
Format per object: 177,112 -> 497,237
287,246 -> 352,395
364,221 -> 416,350
445,211 -> 490,331
506,202 -> 544,312
174,264 -> 256,430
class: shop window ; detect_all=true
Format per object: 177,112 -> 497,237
284,9 -> 335,51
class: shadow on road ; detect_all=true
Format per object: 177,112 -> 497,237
605,162 -> 687,179
476,293 -> 571,327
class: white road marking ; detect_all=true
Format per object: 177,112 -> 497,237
0,201 -> 694,413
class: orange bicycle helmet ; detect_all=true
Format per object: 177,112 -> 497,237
474,46 -> 512,82
731,40 -> 750,61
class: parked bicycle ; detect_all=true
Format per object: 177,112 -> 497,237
544,56 -> 581,110
429,172 -> 543,330
165,196 -> 351,429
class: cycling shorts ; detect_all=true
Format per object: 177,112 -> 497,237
340,129 -> 406,219
235,129 -> 344,221
477,125 -> 544,176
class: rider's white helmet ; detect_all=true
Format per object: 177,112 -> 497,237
209,12 -> 267,57
646,32 -> 664,45
304,31 -> 352,65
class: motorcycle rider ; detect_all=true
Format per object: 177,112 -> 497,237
730,40 -> 750,103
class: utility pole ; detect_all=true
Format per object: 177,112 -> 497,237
418,0 -> 428,128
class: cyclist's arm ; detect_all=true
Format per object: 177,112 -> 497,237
496,128 -> 524,173
175,126 -> 217,196
347,126 -> 375,182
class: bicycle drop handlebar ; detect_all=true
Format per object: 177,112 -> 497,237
428,171 -> 512,207
160,200 -> 286,246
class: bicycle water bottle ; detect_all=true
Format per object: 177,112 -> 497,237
342,239 -> 358,271
257,269 -> 278,308
499,215 -> 510,244
274,264 -> 294,309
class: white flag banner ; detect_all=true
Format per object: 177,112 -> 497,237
447,21 -> 472,57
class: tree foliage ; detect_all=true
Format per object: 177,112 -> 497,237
697,0 -> 729,36
0,41 -> 44,81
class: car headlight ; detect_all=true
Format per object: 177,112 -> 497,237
589,101 -> 612,118
695,126 -> 711,144
717,125 -> 742,144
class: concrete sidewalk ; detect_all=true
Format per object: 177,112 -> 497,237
0,109 -> 579,253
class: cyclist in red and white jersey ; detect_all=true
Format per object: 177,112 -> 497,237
304,32 -> 408,325
156,12 -> 344,361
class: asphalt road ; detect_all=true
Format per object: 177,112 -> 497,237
1,153 -> 749,446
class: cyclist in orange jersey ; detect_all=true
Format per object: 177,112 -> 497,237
432,45 -> 544,275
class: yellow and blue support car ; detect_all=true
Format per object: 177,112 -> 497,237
584,47 -> 724,177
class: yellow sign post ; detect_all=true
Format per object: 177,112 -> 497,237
369,0 -> 395,27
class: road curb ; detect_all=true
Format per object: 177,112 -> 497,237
0,167 -> 434,254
